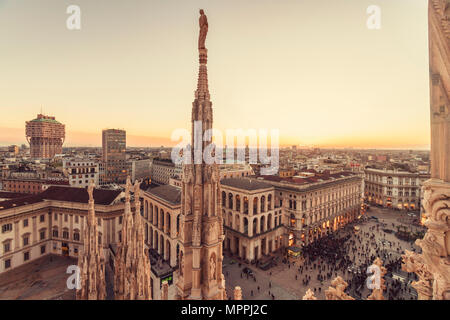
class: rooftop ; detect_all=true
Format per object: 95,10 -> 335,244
221,178 -> 273,191
146,185 -> 181,205
28,114 -> 62,125
256,171 -> 357,186
0,195 -> 43,210
0,186 -> 122,211
40,186 -> 122,205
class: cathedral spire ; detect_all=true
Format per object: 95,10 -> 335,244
76,181 -> 106,300
195,55 -> 210,101
176,9 -> 226,301
114,177 -> 152,300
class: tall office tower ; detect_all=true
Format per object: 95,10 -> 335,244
25,114 -> 65,159
176,10 -> 226,300
102,129 -> 127,184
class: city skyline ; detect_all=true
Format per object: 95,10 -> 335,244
0,0 -> 430,149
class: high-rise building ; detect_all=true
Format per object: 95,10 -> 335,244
102,129 -> 127,185
25,114 -> 65,159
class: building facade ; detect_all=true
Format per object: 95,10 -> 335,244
364,168 -> 430,210
220,178 -> 284,262
63,159 -> 99,188
150,158 -> 182,185
2,178 -> 69,195
129,159 -> 152,183
102,129 -> 127,185
8,145 -> 19,155
258,171 -> 363,247
25,114 -> 65,159
219,163 -> 254,180
0,186 -> 125,274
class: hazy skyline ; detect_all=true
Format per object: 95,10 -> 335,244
0,0 -> 430,149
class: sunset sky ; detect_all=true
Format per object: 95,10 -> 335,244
0,0 -> 430,149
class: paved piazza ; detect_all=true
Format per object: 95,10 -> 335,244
0,255 -> 77,300
224,207 -> 424,300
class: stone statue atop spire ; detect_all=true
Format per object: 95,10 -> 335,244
198,9 -> 208,50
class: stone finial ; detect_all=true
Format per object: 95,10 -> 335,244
234,286 -> 242,300
88,180 -> 95,202
133,179 -> 141,198
125,176 -> 132,201
325,276 -> 355,300
302,289 -> 317,300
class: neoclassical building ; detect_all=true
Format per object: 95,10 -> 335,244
150,158 -> 182,185
220,178 -> 284,262
364,168 -> 430,210
258,171 -> 363,246
0,186 -> 125,274
63,158 -> 100,188
219,164 -> 254,180
141,185 -> 182,299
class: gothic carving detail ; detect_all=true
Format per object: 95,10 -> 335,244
324,276 -> 355,300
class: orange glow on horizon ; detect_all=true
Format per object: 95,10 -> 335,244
0,126 -> 430,150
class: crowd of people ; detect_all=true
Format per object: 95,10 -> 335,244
293,219 -> 419,299
225,210 -> 421,300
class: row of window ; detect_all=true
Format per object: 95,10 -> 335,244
143,202 -> 180,235
53,213 -> 95,225
281,184 -> 360,199
52,229 -> 81,241
3,245 -> 47,270
222,192 -> 274,214
226,211 -> 282,235
71,174 -> 96,179
2,214 -> 46,234
2,229 -> 48,255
